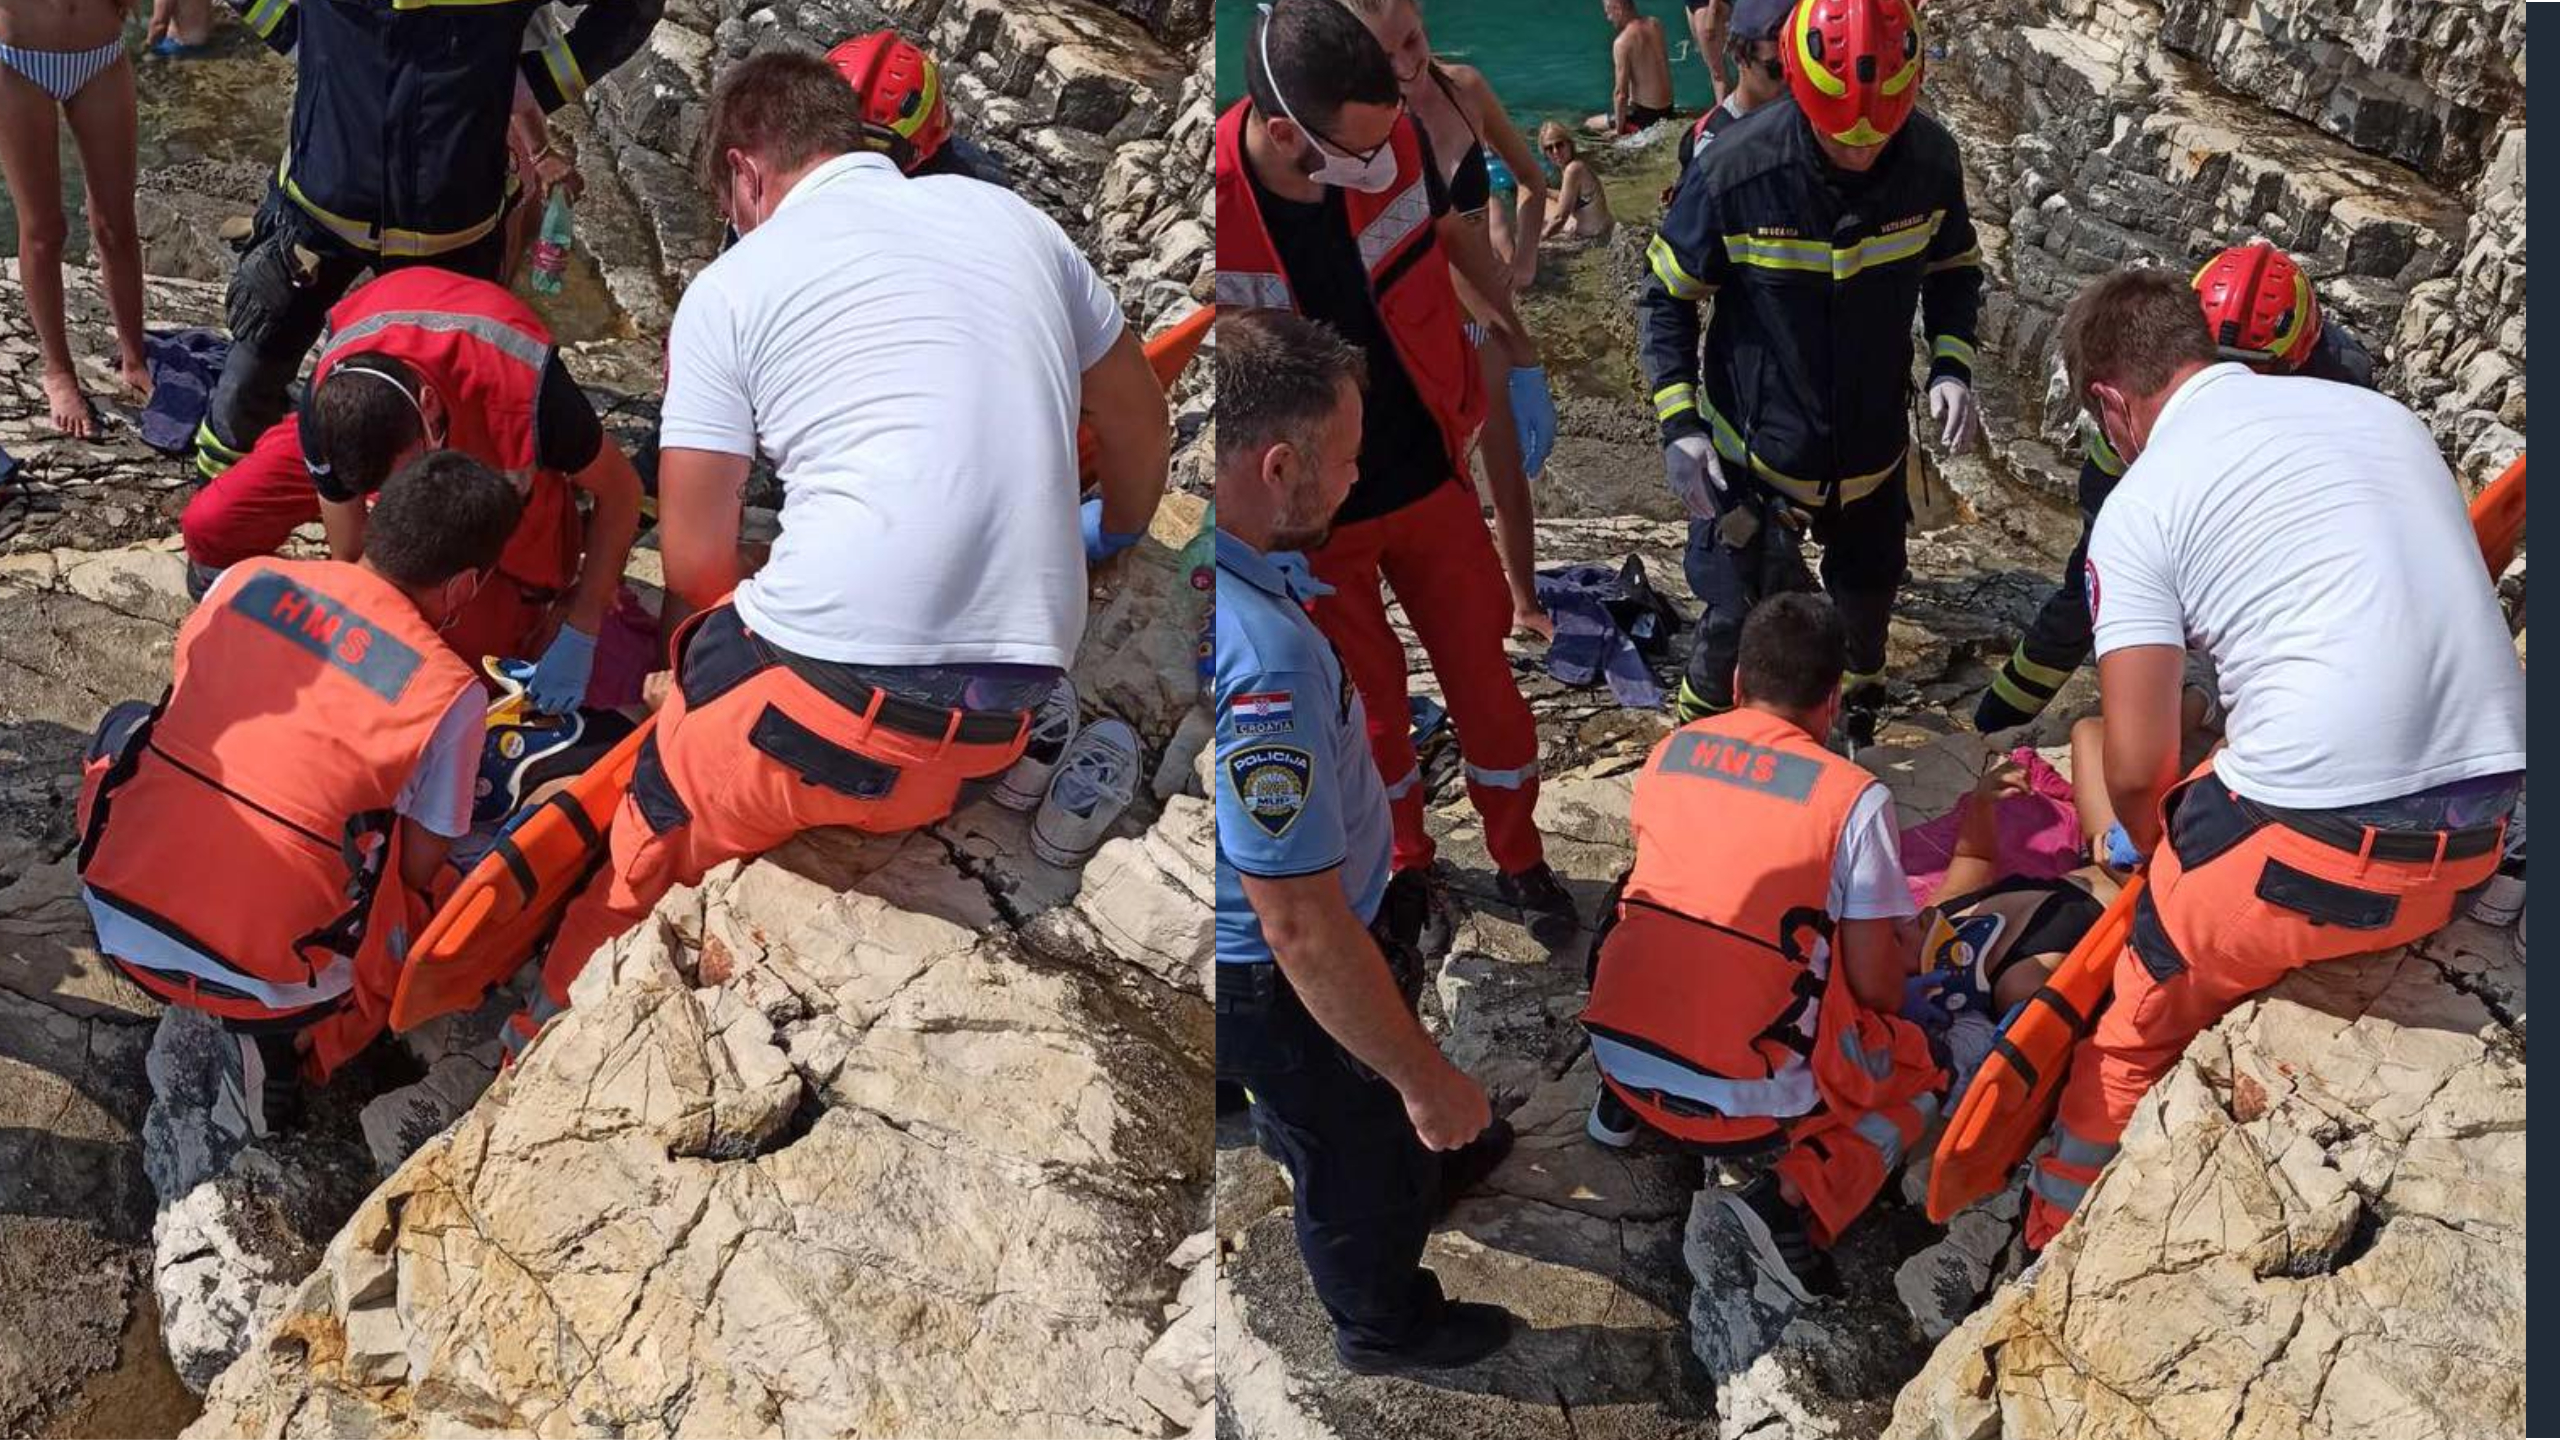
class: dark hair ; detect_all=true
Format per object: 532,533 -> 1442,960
1243,0 -> 1399,133
2060,266 -> 2220,416
1737,592 -> 1846,712
698,50 -> 869,194
309,353 -> 429,499
1215,310 -> 1367,474
365,450 -> 523,589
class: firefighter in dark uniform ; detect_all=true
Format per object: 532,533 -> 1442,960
193,0 -> 661,482
1638,0 -> 1985,745
1973,242 -> 2379,732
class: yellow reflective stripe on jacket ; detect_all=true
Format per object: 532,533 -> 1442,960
1654,383 -> 1697,421
279,157 -> 504,259
536,28 -> 589,104
1932,335 -> 1976,368
1722,211 -> 1944,282
2082,422 -> 2125,477
1925,245 -> 1982,275
1699,392 -> 1903,505
242,0 -> 294,39
1647,234 -> 1710,301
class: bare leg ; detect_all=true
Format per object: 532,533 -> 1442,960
2068,715 -> 2116,852
174,0 -> 215,46
64,55 -> 149,401
0,69 -> 90,438
1474,338 -> 1549,640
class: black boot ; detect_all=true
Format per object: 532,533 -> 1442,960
1496,861 -> 1580,948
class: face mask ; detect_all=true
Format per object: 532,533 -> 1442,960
435,568 -> 490,634
1258,6 -> 1401,194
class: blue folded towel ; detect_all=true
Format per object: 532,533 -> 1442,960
140,328 -> 231,457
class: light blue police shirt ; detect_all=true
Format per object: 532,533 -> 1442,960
1214,529 -> 1393,963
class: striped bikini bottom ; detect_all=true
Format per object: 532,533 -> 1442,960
0,37 -> 123,104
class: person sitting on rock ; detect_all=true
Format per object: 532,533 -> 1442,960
1537,124 -> 1614,242
177,267 -> 646,714
77,451 -> 522,1133
1586,0 -> 1676,136
513,50 -> 1169,1057
191,0 -> 663,484
1974,242 -> 2382,733
1581,592 -> 1949,1302
1218,0 -> 1576,951
1214,307 -> 1518,1376
2019,266 -> 2523,1250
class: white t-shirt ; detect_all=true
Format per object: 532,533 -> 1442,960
1830,782 -> 1919,922
2086,364 -> 2527,809
659,152 -> 1129,668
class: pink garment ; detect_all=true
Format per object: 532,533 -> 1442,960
1899,748 -> 2086,906
583,587 -> 661,710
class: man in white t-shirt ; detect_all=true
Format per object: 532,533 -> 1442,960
530,50 -> 1170,1021
2025,266 -> 2526,1248
1582,593 -> 1947,1302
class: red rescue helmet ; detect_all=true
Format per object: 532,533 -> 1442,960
1783,0 -> 1925,148
2192,242 -> 2321,372
825,31 -> 951,172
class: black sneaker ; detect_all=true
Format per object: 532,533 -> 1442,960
1436,1117 -> 1515,1211
1496,862 -> 1580,947
1337,1300 -> 1517,1375
1718,1173 -> 1839,1304
1586,1084 -> 1640,1149
1836,686 -> 1884,756
1384,864 -> 1456,964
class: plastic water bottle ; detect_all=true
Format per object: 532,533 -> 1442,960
528,189 -> 574,296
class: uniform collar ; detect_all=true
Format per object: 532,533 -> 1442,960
775,151 -> 901,215
1216,528 -> 1334,604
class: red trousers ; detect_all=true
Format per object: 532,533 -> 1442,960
182,420 -> 558,668
511,606 -> 1027,1054
1306,476 -> 1544,875
2025,762 -> 2504,1247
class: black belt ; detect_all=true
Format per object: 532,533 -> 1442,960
749,633 -> 1030,747
2237,795 -> 2506,864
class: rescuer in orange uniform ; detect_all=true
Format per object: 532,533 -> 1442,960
78,452 -> 524,1131
1581,593 -> 1948,1301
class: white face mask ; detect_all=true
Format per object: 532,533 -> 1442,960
1257,5 -> 1401,195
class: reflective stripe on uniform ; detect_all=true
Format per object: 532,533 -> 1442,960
1842,668 -> 1883,691
501,988 -> 568,1059
1698,392 -> 1903,506
2026,1163 -> 2091,1213
537,30 -> 589,105
242,0 -> 294,38
1852,1109 -> 1907,1169
1217,270 -> 1292,309
89,888 -> 357,1010
1989,669 -> 2051,718
1931,335 -> 1976,368
1925,246 -> 1982,275
322,308 -> 550,375
1722,211 -> 1943,282
1647,234 -> 1709,301
1381,766 -> 1422,801
2005,645 -> 2073,692
1837,1027 -> 1896,1081
280,157 -> 504,259
1654,382 -> 1697,421
195,419 -> 244,479
1464,759 -> 1539,790
2052,1127 -> 2119,1171
1353,175 -> 1433,274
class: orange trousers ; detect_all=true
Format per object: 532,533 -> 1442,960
2026,762 -> 2505,1246
510,606 -> 1028,1054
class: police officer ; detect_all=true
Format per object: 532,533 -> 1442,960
194,0 -> 661,482
1639,0 -> 1985,743
1214,310 -> 1517,1375
1973,242 -> 2378,732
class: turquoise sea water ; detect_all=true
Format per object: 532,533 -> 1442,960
1213,0 -> 1725,128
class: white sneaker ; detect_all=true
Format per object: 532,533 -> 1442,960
1032,717 -> 1139,867
993,676 -> 1081,811
2471,870 -> 2527,927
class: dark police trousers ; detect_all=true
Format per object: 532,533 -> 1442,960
1216,942 -> 1446,1349
1681,477 -> 1905,710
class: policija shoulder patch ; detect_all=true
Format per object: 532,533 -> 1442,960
1224,743 -> 1314,839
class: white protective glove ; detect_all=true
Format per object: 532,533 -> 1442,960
1928,377 -> 1982,453
1664,433 -> 1725,522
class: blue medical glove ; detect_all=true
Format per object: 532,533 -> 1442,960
2103,820 -> 2142,871
1083,496 -> 1140,565
1509,365 -> 1558,478
527,624 -> 596,714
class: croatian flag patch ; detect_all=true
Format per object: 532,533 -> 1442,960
1231,690 -> 1297,734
